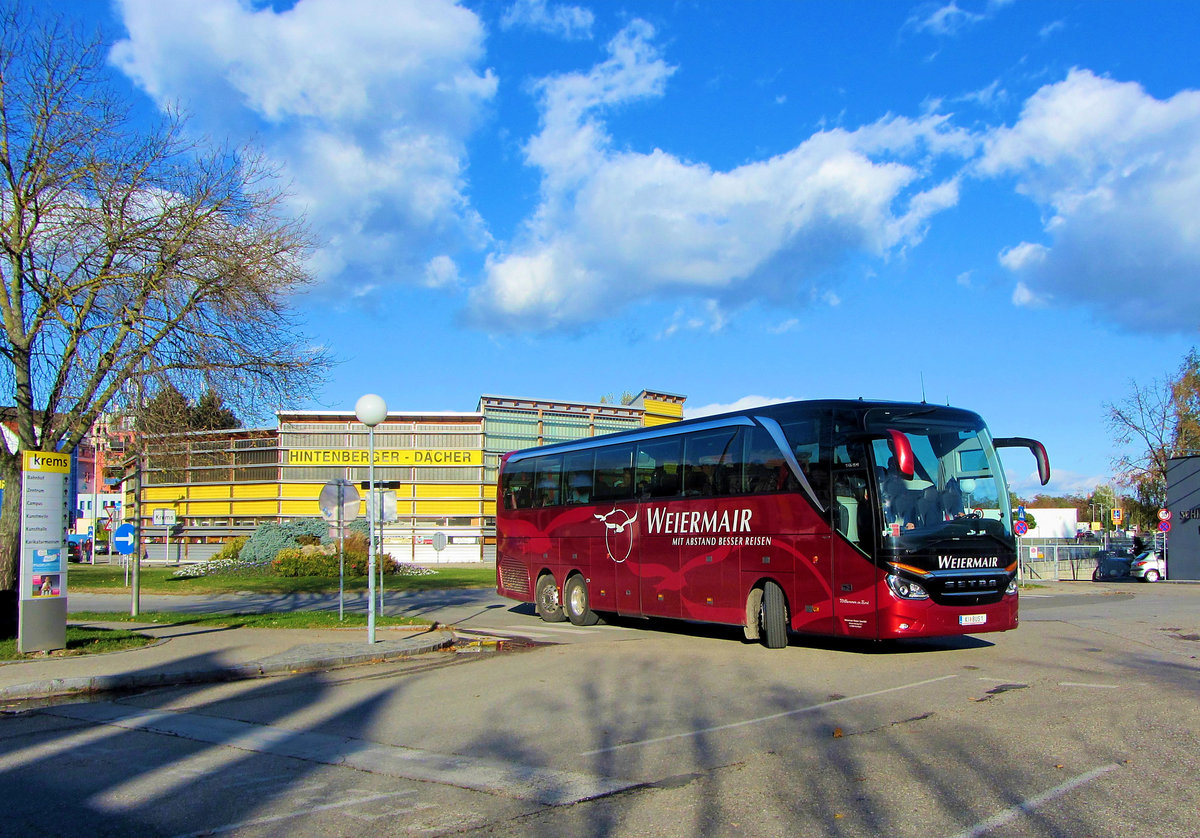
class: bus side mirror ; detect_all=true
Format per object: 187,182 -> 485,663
886,429 -> 915,480
994,437 -> 1051,486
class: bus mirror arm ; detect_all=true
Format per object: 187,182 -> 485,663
885,429 -> 915,480
843,429 -> 915,479
994,437 -> 1051,486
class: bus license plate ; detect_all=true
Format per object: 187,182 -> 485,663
959,614 -> 986,626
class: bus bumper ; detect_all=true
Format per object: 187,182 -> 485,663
879,593 -> 1019,638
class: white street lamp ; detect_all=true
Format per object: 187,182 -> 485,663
355,393 -> 387,644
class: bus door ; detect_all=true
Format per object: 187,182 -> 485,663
829,414 -> 881,638
634,438 -> 684,619
678,427 -> 744,624
591,443 -> 642,616
753,418 -> 833,634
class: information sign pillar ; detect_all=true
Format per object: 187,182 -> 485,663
18,450 -> 70,653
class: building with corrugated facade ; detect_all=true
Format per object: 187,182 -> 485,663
129,389 -> 685,563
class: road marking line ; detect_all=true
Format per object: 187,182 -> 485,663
169,791 -> 419,838
580,674 -> 960,756
49,702 -> 634,806
948,763 -> 1120,838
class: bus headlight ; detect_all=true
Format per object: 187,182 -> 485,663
1006,577 -> 1018,595
887,574 -> 929,600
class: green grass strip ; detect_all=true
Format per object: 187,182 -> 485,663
68,610 -> 430,630
0,627 -> 155,661
67,563 -> 495,595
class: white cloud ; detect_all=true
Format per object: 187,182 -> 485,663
501,0 -> 594,40
468,21 -> 970,331
110,0 -> 496,293
981,69 -> 1200,332
424,255 -> 461,288
905,0 -> 1011,38
685,395 -> 796,419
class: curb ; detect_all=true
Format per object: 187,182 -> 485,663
0,629 -> 456,702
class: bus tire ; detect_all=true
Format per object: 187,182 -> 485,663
564,574 -> 600,626
535,573 -> 567,622
760,581 -> 788,649
743,587 -> 763,641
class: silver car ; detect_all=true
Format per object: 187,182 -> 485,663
1129,550 -> 1166,582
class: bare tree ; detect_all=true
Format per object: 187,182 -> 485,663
0,9 -> 331,597
1106,349 -> 1200,517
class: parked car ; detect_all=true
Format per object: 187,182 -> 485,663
1092,550 -> 1132,581
67,541 -> 82,562
1129,550 -> 1166,582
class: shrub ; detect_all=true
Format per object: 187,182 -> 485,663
240,518 -> 330,564
272,546 -> 341,577
171,536 -> 268,578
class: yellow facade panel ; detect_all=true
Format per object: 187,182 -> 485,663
643,398 -> 684,418
281,499 -> 322,515
280,482 -> 325,500
414,484 -> 479,499
482,500 -> 496,516
643,414 -> 678,427
144,487 -> 182,502
233,484 -> 278,499
415,500 -> 481,516
188,485 -> 232,500
186,501 -> 231,517
236,500 -> 279,515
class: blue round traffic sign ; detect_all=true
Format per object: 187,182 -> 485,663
1158,521 -> 1171,533
112,522 -> 137,555
1014,520 -> 1029,536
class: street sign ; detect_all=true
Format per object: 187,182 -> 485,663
152,509 -> 177,526
1014,520 -> 1029,536
1159,521 -> 1171,533
1158,508 -> 1171,521
1017,505 -> 1026,522
432,532 -> 448,552
1111,508 -> 1123,524
112,523 -> 136,555
318,480 -> 360,525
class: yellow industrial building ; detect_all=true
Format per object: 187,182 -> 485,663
130,390 -> 685,563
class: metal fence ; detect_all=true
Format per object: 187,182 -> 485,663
1017,537 -> 1168,582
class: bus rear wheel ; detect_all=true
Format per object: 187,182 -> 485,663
564,574 -> 599,626
536,573 -> 567,622
760,581 -> 788,649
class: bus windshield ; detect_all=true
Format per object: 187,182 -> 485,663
863,409 -> 1012,544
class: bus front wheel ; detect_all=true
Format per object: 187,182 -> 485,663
564,574 -> 600,626
760,581 -> 789,649
536,573 -> 567,622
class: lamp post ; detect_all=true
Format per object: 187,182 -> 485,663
355,394 -> 387,644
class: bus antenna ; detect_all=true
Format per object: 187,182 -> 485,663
920,372 -> 927,403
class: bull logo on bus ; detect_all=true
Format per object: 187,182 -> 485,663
595,506 -> 637,563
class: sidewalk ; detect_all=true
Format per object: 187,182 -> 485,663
0,619 -> 456,703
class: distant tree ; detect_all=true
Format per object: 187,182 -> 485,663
1106,349 -> 1200,512
137,384 -> 192,436
190,390 -> 240,431
599,391 -> 636,405
0,9 -> 330,618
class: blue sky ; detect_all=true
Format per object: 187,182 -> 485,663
67,0 -> 1200,497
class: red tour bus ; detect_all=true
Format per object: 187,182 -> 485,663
495,399 -> 1049,648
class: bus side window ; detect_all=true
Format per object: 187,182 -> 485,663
563,450 -> 595,504
502,459 -> 534,510
832,437 -> 875,552
533,455 -> 563,507
593,444 -> 635,502
637,438 -> 682,498
744,425 -> 786,494
682,428 -> 739,497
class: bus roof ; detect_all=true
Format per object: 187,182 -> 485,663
503,398 -> 983,464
